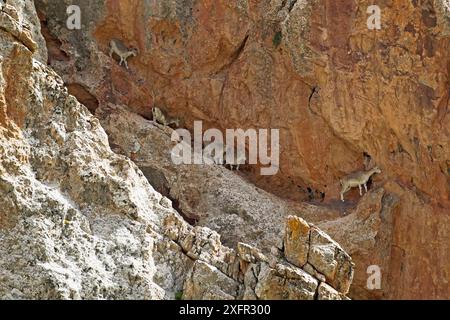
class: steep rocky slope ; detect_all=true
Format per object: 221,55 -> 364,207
0,0 -> 354,300
33,0 -> 449,299
97,102 -> 398,299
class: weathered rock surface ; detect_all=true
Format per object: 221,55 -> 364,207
96,101 -> 448,299
5,0 -> 450,299
0,0 -> 353,300
97,103 -> 301,251
284,215 -> 310,268
163,211 -> 353,299
1,0 -> 47,63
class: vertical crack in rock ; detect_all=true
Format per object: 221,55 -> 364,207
308,85 -> 319,115
288,0 -> 298,13
214,33 -> 249,75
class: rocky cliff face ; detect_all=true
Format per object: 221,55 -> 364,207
35,0 -> 450,203
1,0 -> 448,299
0,0 -> 354,300
34,0 -> 449,299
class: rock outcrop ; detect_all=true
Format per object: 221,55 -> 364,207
0,0 -> 353,300
164,213 -> 352,299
